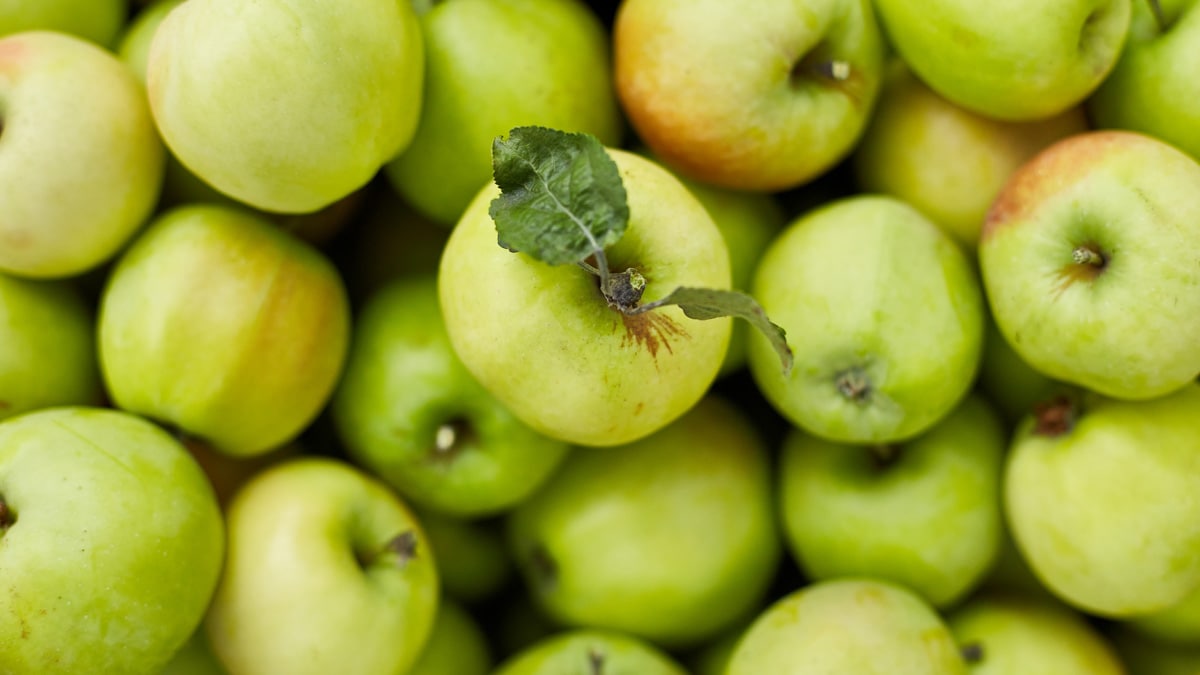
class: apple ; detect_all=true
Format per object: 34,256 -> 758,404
1126,584 -> 1200,645
147,0 -> 424,213
332,276 -> 570,516
779,393 -> 1006,608
493,630 -> 689,675
1089,0 -> 1200,162
0,0 -> 126,46
980,519 -> 1058,603
206,457 -> 439,675
0,407 -> 224,674
614,0 -> 884,191
872,0 -> 1130,120
117,0 -> 181,81
507,395 -> 779,646
385,0 -> 623,225
979,130 -> 1200,400
0,30 -> 164,279
853,61 -> 1089,248
726,578 -> 967,674
408,599 -> 491,675
747,194 -> 985,443
1109,626 -> 1200,675
439,147 -> 731,447
417,509 -> 514,603
0,273 -> 101,421
1005,384 -> 1200,617
98,204 -> 350,457
948,592 -> 1126,674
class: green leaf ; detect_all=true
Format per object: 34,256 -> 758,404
636,287 -> 794,375
489,126 -> 628,267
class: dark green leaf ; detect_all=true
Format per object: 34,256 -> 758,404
489,126 -> 628,266
637,287 -> 794,375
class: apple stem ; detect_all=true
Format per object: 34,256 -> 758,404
1148,0 -> 1168,31
814,60 -> 852,82
1032,395 -> 1079,437
588,649 -> 606,675
0,499 -> 11,531
869,444 -> 900,470
961,642 -> 984,664
1071,245 -> 1105,268
835,368 -> 871,403
529,544 -> 559,589
375,530 -> 419,567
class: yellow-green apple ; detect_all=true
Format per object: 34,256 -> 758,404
386,0 -> 622,225
493,630 -> 689,675
417,509 -> 513,602
1109,626 -> 1200,674
0,31 -> 164,278
0,407 -> 224,675
117,0 -> 180,80
854,61 -> 1089,248
507,396 -> 779,647
726,578 -> 967,674
1126,584 -> 1200,645
872,0 -> 1130,120
439,148 -> 731,447
1089,0 -> 1200,161
0,274 -> 101,421
980,130 -> 1200,400
206,457 -> 439,675
949,592 -> 1126,674
779,394 -> 1006,608
98,204 -> 350,457
333,277 -> 569,516
408,599 -> 491,675
0,0 -> 125,46
748,194 -> 985,443
614,0 -> 884,191
147,0 -> 423,213
1005,384 -> 1200,617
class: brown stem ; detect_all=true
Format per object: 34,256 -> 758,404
961,642 -> 984,664
870,444 -> 901,471
1033,395 -> 1079,437
366,531 -> 418,568
1148,0 -> 1167,31
0,499 -> 11,530
836,368 -> 872,403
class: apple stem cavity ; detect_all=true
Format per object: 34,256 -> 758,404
961,642 -> 984,664
368,530 -> 419,568
869,444 -> 901,471
1032,395 -> 1079,437
1148,0 -> 1168,31
0,498 -> 11,532
835,368 -> 872,404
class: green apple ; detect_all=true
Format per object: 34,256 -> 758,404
979,130 -> 1200,400
779,393 -> 1005,608
408,599 -> 491,675
1109,626 -> 1200,675
748,194 -> 985,443
507,396 -> 779,646
0,407 -> 224,675
160,628 -> 227,675
206,457 -> 439,675
118,0 -> 181,81
873,0 -> 1130,120
0,0 -> 125,46
1005,384 -> 1200,617
977,318 -> 1067,427
147,0 -> 423,213
726,578 -> 967,674
853,61 -> 1089,248
439,148 -> 731,447
981,519 -> 1057,603
1127,584 -> 1200,645
98,204 -> 350,457
385,0 -> 622,225
493,630 -> 689,675
614,0 -> 884,191
949,593 -> 1125,674
333,276 -> 569,516
1089,0 -> 1200,162
0,274 -> 101,421
0,30 -> 164,279
418,509 -> 513,602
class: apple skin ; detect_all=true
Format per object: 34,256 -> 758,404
385,0 -> 622,225
117,0 -> 181,80
333,276 -> 570,516
779,394 -> 1005,609
747,194 -> 985,443
1089,0 -> 1200,162
853,61 -> 1089,248
979,130 -> 1200,400
872,0 -> 1129,120
0,274 -> 101,422
408,599 -> 491,675
493,630 -> 689,675
206,457 -> 439,675
507,396 -> 779,647
98,204 -> 350,457
0,0 -> 125,46
1005,384 -> 1200,617
0,30 -> 165,279
614,0 -> 884,191
726,578 -> 967,674
0,407 -> 224,675
147,0 -> 423,213
439,148 -> 731,447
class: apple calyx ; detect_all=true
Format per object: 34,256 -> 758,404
835,367 -> 872,404
587,648 -> 606,675
0,498 -> 12,533
960,642 -> 984,664
1032,395 -> 1079,437
431,418 -> 475,463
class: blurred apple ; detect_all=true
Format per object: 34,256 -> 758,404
1109,626 -> 1200,675
1127,584 -> 1200,645
0,0 -> 126,46
418,509 -> 514,603
408,599 -> 491,675
493,630 -> 689,675
0,30 -> 164,278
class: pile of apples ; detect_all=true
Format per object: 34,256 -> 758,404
2,0 -> 1199,673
